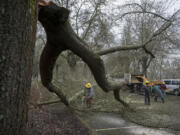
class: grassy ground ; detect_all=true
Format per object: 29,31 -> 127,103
69,81 -> 180,131
29,80 -> 180,132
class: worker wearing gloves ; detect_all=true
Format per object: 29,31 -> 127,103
83,83 -> 94,108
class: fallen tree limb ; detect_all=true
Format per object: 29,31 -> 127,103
38,1 -> 126,107
37,90 -> 84,106
37,99 -> 60,106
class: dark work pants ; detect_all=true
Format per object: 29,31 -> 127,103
154,90 -> 165,103
145,92 -> 150,105
154,96 -> 165,103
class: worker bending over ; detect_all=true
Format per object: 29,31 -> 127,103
83,83 -> 94,108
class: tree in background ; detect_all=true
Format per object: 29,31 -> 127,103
118,0 -> 180,77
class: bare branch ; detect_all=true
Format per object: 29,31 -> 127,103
66,0 -> 69,8
75,2 -> 83,35
120,3 -> 144,10
117,11 -> 170,21
96,11 -> 175,57
143,46 -> 155,58
146,57 -> 154,69
81,2 -> 100,40
96,45 -> 142,56
142,19 -> 172,47
140,9 -> 180,57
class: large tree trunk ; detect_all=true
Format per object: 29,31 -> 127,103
0,0 -> 37,134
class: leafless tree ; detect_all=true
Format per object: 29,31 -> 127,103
116,0 -> 180,76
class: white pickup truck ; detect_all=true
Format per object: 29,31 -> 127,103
162,79 -> 180,96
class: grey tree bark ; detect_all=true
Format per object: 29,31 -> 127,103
0,0 -> 37,134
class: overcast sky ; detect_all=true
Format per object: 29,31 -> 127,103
110,0 -> 180,15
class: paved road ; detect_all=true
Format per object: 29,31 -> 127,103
76,112 -> 180,135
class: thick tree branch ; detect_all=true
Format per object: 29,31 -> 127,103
38,2 -> 127,106
36,35 -> 46,45
40,42 -> 69,106
143,46 -> 155,58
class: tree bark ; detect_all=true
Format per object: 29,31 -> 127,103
0,0 -> 37,134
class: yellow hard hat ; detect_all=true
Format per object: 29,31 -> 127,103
85,83 -> 92,88
145,81 -> 150,84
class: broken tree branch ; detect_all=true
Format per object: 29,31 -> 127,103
38,2 -> 127,107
